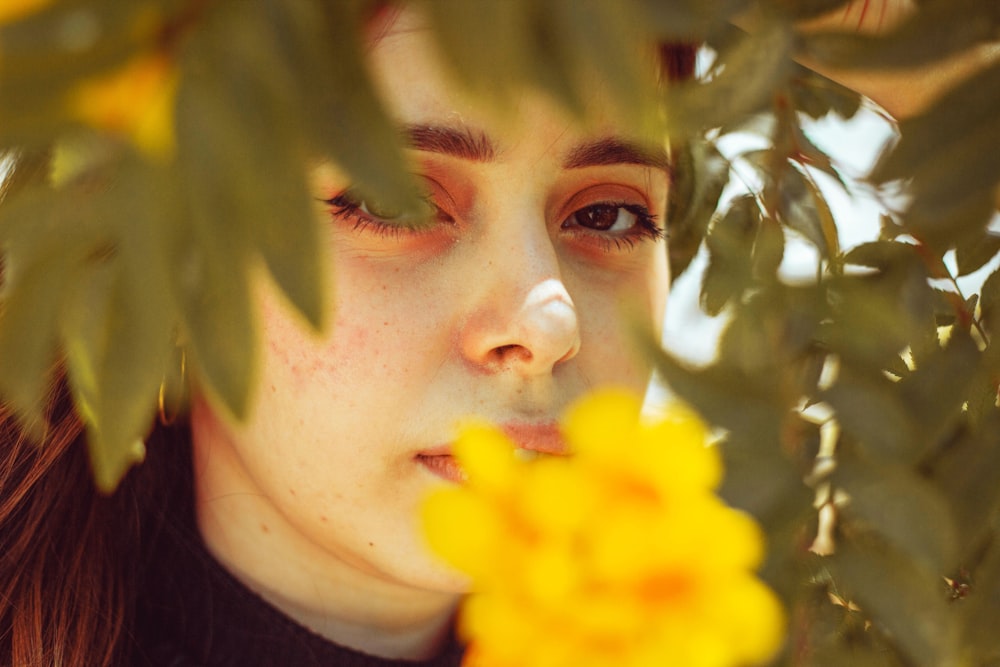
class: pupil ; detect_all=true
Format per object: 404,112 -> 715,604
577,205 -> 618,231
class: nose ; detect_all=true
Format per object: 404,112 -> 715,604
461,253 -> 581,377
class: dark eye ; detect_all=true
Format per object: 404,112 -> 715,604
572,204 -> 633,231
560,201 -> 664,252
565,202 -> 656,235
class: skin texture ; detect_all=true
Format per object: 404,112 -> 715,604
190,7 -> 670,661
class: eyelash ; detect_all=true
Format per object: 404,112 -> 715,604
323,192 -> 448,239
562,201 -> 665,252
324,193 -> 664,252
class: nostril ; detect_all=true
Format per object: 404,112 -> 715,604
491,344 -> 532,366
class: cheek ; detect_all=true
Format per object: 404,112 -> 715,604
258,260 -> 451,401
568,253 -> 668,385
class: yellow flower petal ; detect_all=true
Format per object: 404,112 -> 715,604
521,541 -> 580,606
516,457 -> 596,536
0,0 -> 48,24
637,410 -> 721,493
561,387 -> 641,458
421,489 -> 496,578
421,387 -> 785,667
453,421 -> 517,493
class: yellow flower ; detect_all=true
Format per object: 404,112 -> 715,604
67,51 -> 178,159
0,0 -> 49,24
422,387 -> 785,667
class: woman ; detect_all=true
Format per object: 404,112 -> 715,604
0,4 -> 692,665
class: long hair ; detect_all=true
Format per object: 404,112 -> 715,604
1,377 -> 135,667
0,40 -> 699,667
0,371 -> 192,667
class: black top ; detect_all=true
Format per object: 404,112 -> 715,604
133,524 -> 465,667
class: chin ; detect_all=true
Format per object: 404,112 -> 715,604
403,554 -> 472,595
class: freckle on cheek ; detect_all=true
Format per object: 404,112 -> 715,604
260,523 -> 269,534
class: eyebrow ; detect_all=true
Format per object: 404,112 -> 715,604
562,138 -> 671,171
402,124 -> 497,162
400,123 -> 670,172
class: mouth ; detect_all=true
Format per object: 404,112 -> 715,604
416,421 -> 567,484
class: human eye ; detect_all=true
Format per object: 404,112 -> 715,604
561,201 -> 664,252
323,187 -> 454,238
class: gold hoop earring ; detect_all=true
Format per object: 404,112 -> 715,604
157,350 -> 186,426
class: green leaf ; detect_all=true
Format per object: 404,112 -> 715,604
311,1 -> 424,214
665,20 -> 793,135
797,0 -> 1000,71
701,194 -> 758,315
544,0 -> 661,137
897,330 -> 980,452
764,0 -> 852,21
666,139 -> 728,278
982,266 -> 1000,337
871,61 -> 1000,236
642,333 -> 788,440
929,288 -> 960,328
822,366 -> 918,465
790,63 -> 862,121
188,1 -> 327,331
964,359 -> 998,433
820,273 -> 922,370
422,0 -> 533,106
0,185 -> 106,425
638,0 -> 751,40
956,541 -> 1000,660
59,159 -> 175,492
778,163 -> 839,259
955,231 -> 1000,277
834,457 -> 957,577
752,216 -> 785,281
790,121 -> 848,190
719,437 -> 813,535
927,415 -> 1000,566
61,258 -> 163,493
0,2 -> 170,147
841,240 -> 913,270
171,68 -> 260,419
0,244 -> 75,426
829,538 -> 959,667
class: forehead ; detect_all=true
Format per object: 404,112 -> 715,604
367,9 -> 663,164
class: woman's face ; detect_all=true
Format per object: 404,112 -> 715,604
191,8 -> 670,612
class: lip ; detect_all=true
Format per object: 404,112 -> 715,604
416,421 -> 568,483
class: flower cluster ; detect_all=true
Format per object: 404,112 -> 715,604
422,388 -> 784,667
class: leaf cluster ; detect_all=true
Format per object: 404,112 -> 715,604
648,2 -> 1000,665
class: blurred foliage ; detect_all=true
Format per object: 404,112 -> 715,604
0,0 -> 999,664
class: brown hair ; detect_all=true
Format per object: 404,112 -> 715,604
0,39 -> 698,667
1,378 -> 133,667
0,373 -> 192,667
